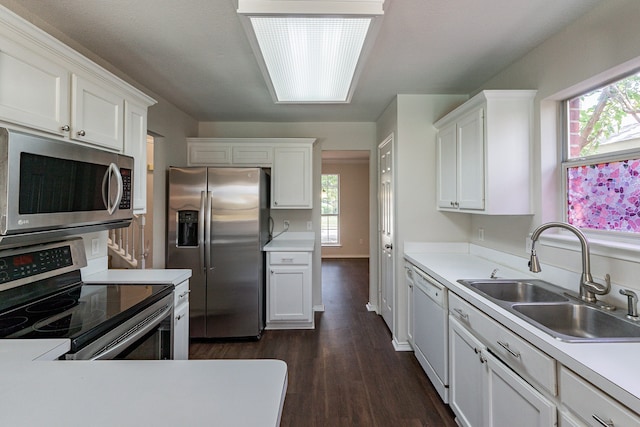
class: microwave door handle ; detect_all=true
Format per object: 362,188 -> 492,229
205,191 -> 213,271
101,163 -> 123,215
199,191 -> 206,273
109,163 -> 124,215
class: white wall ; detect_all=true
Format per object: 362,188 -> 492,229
376,94 -> 471,343
469,0 -> 640,295
197,121 -> 377,311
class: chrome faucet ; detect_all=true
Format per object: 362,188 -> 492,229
529,222 -> 610,303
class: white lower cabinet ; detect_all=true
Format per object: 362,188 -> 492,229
448,292 -> 557,427
449,317 -> 485,427
483,350 -> 556,427
266,251 -> 313,329
173,280 -> 190,360
559,366 -> 640,427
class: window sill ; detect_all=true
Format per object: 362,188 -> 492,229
321,244 -> 342,248
537,231 -> 640,264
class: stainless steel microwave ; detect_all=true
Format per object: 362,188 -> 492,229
0,128 -> 134,247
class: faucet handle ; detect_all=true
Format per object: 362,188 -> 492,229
620,289 -> 639,320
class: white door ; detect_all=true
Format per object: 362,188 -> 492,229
378,135 -> 394,330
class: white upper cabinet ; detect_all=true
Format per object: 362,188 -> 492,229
124,100 -> 148,213
435,90 -> 537,215
71,74 -> 124,151
187,138 -> 316,209
272,144 -> 313,209
0,6 -> 156,209
0,31 -> 70,135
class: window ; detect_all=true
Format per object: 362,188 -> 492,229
564,71 -> 640,234
321,174 -> 340,245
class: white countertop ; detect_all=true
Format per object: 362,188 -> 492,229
263,232 -> 315,252
0,339 -> 70,361
404,244 -> 640,414
0,359 -> 287,427
84,268 -> 192,285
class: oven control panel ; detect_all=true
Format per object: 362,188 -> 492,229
0,245 -> 73,284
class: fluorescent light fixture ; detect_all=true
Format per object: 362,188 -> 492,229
237,0 -> 384,104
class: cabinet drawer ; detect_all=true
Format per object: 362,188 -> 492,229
174,280 -> 190,308
449,292 -> 557,395
560,366 -> 640,426
269,252 -> 309,265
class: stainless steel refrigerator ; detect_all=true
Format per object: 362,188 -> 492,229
166,167 -> 270,339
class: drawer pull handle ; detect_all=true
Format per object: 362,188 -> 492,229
592,415 -> 614,427
281,258 -> 294,262
497,340 -> 521,358
179,290 -> 191,298
453,308 -> 468,320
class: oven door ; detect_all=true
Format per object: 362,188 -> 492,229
65,294 -> 173,361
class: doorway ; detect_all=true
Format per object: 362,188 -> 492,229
321,150 -> 370,260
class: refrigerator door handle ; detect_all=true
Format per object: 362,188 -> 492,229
205,190 -> 213,271
199,191 -> 206,272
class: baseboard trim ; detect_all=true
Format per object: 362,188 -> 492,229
392,337 -> 413,352
313,304 -> 325,312
365,302 -> 378,312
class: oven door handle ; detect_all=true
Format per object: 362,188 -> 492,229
89,303 -> 173,361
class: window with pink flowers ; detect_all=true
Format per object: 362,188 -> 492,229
564,72 -> 640,234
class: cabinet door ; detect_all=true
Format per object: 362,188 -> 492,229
268,265 -> 311,322
457,108 -> 485,210
188,142 -> 232,165
124,100 -> 148,212
173,302 -> 189,360
232,145 -> 273,166
436,122 -> 458,209
0,37 -> 70,135
449,317 -> 485,427
71,74 -> 124,151
484,350 -> 556,427
272,145 -> 312,209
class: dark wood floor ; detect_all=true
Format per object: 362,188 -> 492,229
190,258 -> 457,426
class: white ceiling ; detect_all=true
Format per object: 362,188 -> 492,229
1,0 -> 603,123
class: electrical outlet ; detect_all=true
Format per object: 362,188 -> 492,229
91,238 -> 100,255
478,228 -> 485,241
283,220 -> 290,229
306,221 -> 312,230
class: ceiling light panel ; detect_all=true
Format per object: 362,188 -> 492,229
250,16 -> 371,102
237,0 -> 384,104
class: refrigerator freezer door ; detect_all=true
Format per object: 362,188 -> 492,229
167,167 -> 208,338
206,168 -> 264,338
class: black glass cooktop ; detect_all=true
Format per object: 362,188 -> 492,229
0,280 -> 173,351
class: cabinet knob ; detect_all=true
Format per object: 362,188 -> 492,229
176,314 -> 183,320
77,130 -> 86,137
61,125 -> 70,132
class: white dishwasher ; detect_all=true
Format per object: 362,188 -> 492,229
412,266 -> 449,403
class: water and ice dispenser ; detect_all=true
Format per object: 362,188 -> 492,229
177,210 -> 199,247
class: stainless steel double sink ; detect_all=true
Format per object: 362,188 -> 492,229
457,279 -> 640,342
